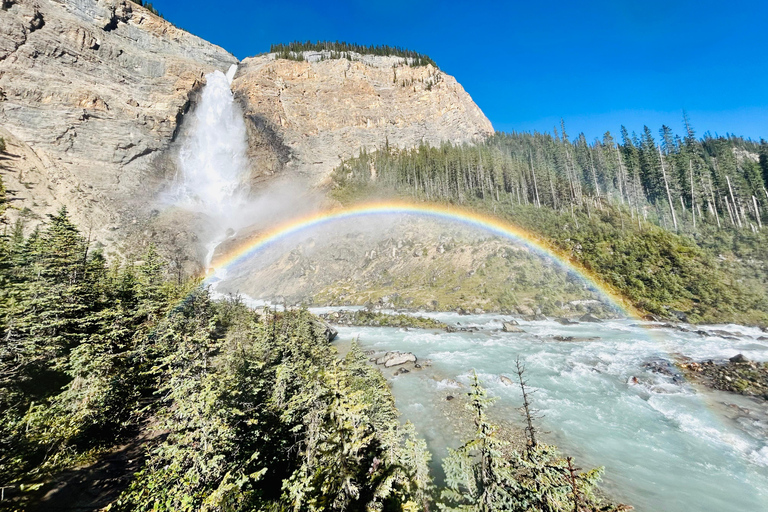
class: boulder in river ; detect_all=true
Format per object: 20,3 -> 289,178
729,353 -> 750,363
552,335 -> 600,342
500,375 -> 514,386
502,322 -> 525,333
711,329 -> 742,338
580,313 -> 601,322
555,317 -> 579,325
376,351 -> 417,367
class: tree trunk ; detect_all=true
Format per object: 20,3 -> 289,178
659,147 -> 678,231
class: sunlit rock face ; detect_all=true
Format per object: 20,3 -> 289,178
0,0 -> 236,243
231,52 -> 494,185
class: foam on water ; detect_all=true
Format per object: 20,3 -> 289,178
172,65 -> 249,228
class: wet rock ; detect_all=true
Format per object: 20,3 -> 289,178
446,325 -> 480,333
502,322 -> 525,333
642,358 -> 682,379
555,317 -> 579,325
643,313 -> 663,322
394,367 -> 410,375
680,359 -> 768,399
446,395 -> 455,401
552,335 -> 600,342
579,313 -> 601,322
711,329 -> 742,338
758,336 -> 768,341
500,375 -> 514,386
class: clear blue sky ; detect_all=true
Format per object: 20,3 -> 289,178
155,0 -> 767,142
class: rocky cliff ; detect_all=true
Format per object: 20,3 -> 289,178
230,52 -> 494,184
0,2 -> 493,266
0,0 -> 236,245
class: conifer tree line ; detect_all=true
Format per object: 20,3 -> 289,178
0,173 -> 624,510
271,40 -> 437,67
333,116 -> 768,233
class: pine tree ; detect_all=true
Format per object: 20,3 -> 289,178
440,371 -> 520,512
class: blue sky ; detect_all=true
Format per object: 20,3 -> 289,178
155,0 -> 767,142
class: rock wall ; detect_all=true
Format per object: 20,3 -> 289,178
0,0 -> 236,247
231,52 -> 494,184
0,5 -> 494,270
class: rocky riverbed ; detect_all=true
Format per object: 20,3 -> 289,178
679,355 -> 768,399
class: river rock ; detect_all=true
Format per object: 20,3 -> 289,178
711,329 -> 742,338
315,320 -> 338,342
500,375 -> 514,386
552,335 -> 600,342
579,313 -> 601,322
729,354 -> 750,363
376,351 -> 417,367
555,317 -> 579,325
502,322 -> 525,333
758,336 -> 768,341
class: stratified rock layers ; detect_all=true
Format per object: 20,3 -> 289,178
231,53 -> 494,184
1,2 -> 492,261
0,0 -> 236,240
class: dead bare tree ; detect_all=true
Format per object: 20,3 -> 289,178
514,356 -> 539,448
567,456 -> 583,512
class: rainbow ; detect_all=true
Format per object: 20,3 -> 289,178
208,200 -> 642,318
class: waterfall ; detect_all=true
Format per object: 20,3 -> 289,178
174,63 -> 248,228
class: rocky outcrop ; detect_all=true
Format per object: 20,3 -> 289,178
680,358 -> 768,399
0,0 -> 236,246
230,51 -> 494,184
502,322 -> 525,333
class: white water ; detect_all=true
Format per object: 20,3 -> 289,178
315,311 -> 768,512
173,64 -> 249,229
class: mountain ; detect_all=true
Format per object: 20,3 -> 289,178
0,0 -> 236,242
231,51 -> 493,184
0,0 -> 493,259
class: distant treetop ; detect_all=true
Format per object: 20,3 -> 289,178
270,40 -> 437,67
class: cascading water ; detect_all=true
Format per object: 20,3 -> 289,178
172,64 -> 248,270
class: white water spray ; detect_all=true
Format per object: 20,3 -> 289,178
174,64 -> 248,228
169,64 -> 250,271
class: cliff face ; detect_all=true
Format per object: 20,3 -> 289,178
0,3 -> 493,265
0,0 -> 236,242
230,52 -> 494,184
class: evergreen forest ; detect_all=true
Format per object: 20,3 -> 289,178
331,118 -> 768,325
270,41 -> 437,67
